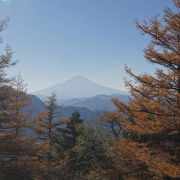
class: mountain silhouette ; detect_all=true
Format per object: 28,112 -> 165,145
34,75 -> 127,99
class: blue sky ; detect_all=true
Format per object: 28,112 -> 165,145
0,0 -> 174,92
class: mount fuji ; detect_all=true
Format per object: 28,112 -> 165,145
33,75 -> 127,100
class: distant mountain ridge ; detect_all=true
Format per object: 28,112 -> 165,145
31,76 -> 130,116
28,94 -> 130,119
63,94 -> 130,111
33,76 -> 127,100
27,95 -> 103,122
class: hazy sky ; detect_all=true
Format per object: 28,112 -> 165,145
0,0 -> 174,92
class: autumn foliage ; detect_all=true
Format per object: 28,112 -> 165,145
0,1 -> 179,180
113,1 -> 180,179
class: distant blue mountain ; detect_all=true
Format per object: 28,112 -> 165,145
31,76 -> 130,119
63,94 -> 130,111
26,95 -> 104,122
33,76 -> 128,100
27,95 -> 45,115
26,94 -> 130,123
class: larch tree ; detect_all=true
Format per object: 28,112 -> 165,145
0,18 -> 16,130
0,19 -> 35,179
34,93 -> 65,179
112,1 -> 180,179
0,75 -> 37,180
0,18 -> 16,145
0,18 -> 15,179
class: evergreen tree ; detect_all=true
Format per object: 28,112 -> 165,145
112,1 -> 180,179
71,126 -> 122,180
57,111 -> 84,151
53,111 -> 84,178
55,112 -> 123,180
